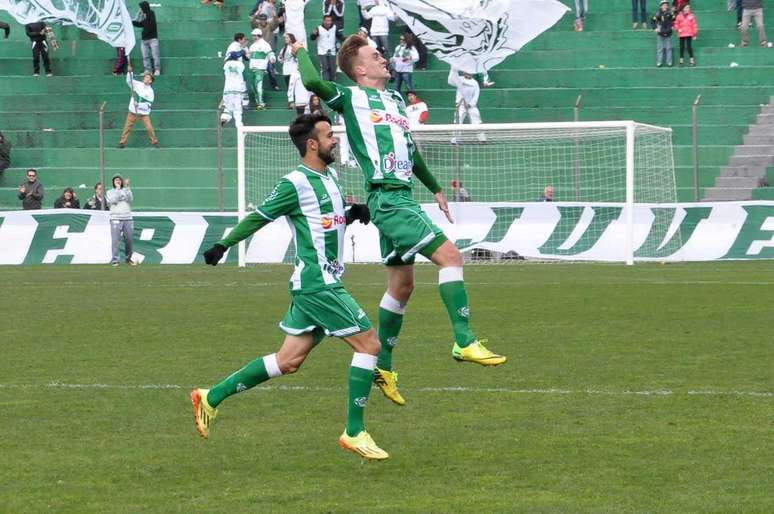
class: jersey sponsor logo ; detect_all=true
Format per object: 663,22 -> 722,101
320,213 -> 346,229
383,152 -> 412,174
353,396 -> 368,408
323,258 -> 345,278
369,110 -> 410,131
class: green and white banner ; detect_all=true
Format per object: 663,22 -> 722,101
0,0 -> 136,53
386,0 -> 569,74
2,202 -> 774,264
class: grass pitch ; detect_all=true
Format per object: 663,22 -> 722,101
1,262 -> 772,513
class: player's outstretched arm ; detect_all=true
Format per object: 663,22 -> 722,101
203,213 -> 270,265
204,179 -> 299,265
292,45 -> 338,102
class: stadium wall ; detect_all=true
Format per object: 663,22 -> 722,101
2,202 -> 774,264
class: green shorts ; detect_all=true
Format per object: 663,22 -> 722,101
366,187 -> 447,266
279,287 -> 372,344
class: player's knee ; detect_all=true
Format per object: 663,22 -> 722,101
440,245 -> 464,267
279,355 -> 304,375
399,280 -> 415,298
363,333 -> 381,356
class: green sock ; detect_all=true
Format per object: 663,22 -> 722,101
207,353 -> 282,408
376,293 -> 405,371
346,353 -> 377,437
439,267 -> 476,348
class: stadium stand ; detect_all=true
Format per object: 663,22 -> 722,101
1,1 -> 774,209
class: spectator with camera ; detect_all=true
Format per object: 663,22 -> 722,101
83,182 -> 108,210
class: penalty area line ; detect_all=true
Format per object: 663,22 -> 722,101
0,382 -> 771,398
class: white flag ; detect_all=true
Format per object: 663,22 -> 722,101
0,0 -> 136,53
385,0 -> 569,74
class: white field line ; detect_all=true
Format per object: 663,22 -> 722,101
0,381 -> 770,398
7,280 -> 774,289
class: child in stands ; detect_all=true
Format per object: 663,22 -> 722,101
674,3 -> 698,66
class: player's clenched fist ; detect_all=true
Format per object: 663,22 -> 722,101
346,204 -> 370,225
203,243 -> 226,265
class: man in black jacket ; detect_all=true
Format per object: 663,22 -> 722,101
133,1 -> 160,75
25,22 -> 52,76
83,182 -> 109,210
18,168 -> 44,210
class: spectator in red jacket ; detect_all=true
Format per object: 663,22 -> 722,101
674,4 -> 698,66
405,91 -> 428,127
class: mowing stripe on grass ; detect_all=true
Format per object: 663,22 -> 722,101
0,382 -> 771,397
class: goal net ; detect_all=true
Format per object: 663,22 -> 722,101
238,121 -> 676,266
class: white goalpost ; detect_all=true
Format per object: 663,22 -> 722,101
236,121 -> 676,267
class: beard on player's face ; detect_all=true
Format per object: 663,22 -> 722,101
318,144 -> 336,165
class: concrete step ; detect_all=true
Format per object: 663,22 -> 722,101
728,154 -> 774,167
701,188 -> 755,201
719,165 -> 769,177
756,114 -> 774,124
742,134 -> 774,145
744,127 -> 774,138
734,145 -> 774,156
714,176 -> 763,188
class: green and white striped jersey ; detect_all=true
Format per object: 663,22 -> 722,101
256,165 -> 348,294
323,85 -> 416,188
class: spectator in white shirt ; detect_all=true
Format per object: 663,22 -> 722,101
221,52 -> 248,128
278,32 -> 298,102
361,0 -> 395,56
405,91 -> 428,127
390,33 -> 420,94
118,62 -> 158,148
448,67 -> 486,142
310,14 -> 343,81
323,0 -> 345,32
357,0 -> 374,31
283,0 -> 310,45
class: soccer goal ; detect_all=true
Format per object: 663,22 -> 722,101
237,121 -> 676,266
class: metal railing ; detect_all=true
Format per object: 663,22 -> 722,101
692,94 -> 701,201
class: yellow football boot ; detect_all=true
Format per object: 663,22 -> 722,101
338,431 -> 389,460
452,339 -> 507,366
190,388 -> 218,439
373,367 -> 406,406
